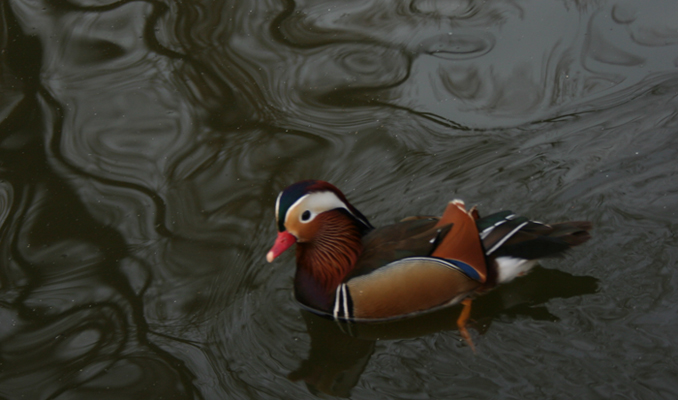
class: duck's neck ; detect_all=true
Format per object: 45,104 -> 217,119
294,210 -> 366,311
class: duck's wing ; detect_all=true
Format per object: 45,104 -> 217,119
350,199 -> 488,280
479,210 -> 591,258
348,217 -> 449,277
334,202 -> 486,321
430,200 -> 487,282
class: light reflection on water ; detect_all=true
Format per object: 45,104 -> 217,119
1,0 -> 678,398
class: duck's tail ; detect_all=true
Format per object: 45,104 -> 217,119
476,211 -> 592,284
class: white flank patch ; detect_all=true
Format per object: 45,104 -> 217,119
496,257 -> 537,283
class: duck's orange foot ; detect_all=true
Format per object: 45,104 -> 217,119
456,298 -> 476,353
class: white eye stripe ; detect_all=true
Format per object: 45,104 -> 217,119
285,191 -> 350,227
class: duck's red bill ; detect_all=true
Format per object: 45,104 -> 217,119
266,231 -> 297,262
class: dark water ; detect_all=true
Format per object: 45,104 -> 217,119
1,0 -> 678,398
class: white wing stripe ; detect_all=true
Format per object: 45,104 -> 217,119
333,286 -> 341,321
479,214 -> 515,239
486,221 -> 529,255
341,284 -> 349,320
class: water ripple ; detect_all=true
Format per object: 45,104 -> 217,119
3,0 -> 678,398
418,32 -> 494,60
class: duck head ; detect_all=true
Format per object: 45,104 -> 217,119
266,180 -> 373,263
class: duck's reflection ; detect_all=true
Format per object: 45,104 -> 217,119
289,266 -> 598,397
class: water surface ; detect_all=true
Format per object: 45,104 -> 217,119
2,0 -> 678,398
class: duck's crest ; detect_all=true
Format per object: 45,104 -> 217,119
276,180 -> 373,232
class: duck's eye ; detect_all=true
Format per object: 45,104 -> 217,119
301,210 -> 311,221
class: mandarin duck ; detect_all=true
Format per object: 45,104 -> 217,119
267,180 -> 591,347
